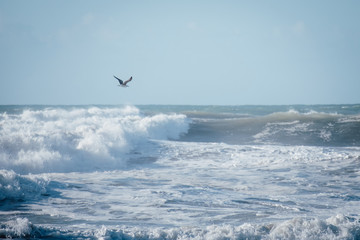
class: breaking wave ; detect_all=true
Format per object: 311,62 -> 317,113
0,169 -> 48,201
184,109 -> 360,146
0,105 -> 190,173
1,215 -> 359,240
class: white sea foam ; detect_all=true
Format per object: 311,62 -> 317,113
1,215 -> 358,239
91,216 -> 360,239
0,218 -> 32,238
0,106 -> 190,173
0,169 -> 48,201
251,110 -> 344,145
338,115 -> 360,123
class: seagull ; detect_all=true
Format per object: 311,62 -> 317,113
114,75 -> 132,87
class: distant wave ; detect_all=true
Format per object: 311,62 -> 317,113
183,109 -> 360,146
0,106 -> 190,173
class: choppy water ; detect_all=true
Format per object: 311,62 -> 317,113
1,105 -> 360,239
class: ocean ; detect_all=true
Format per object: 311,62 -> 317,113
0,104 -> 360,239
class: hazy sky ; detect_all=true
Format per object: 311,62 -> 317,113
1,1 -> 359,105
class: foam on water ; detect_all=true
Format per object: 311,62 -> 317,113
0,105 -> 190,173
1,215 -> 359,239
184,108 -> 360,146
1,105 -> 360,239
0,169 -> 48,201
0,218 -> 32,239
1,141 -> 357,239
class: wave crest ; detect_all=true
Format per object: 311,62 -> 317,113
0,170 -> 48,201
1,215 -> 359,240
0,106 -> 190,173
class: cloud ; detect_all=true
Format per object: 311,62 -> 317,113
81,13 -> 95,25
0,15 -> 3,33
292,21 -> 306,36
187,21 -> 198,31
55,13 -> 100,44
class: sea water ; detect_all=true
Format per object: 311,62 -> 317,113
0,104 -> 359,239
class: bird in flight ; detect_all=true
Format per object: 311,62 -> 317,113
114,75 -> 132,87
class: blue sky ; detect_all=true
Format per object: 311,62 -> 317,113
1,1 -> 359,105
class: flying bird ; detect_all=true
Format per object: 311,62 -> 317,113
114,75 -> 132,87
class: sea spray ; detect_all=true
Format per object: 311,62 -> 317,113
0,169 -> 48,201
0,105 -> 190,173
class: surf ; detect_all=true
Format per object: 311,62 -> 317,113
181,107 -> 360,146
1,214 -> 359,239
0,105 -> 190,174
1,104 -> 360,240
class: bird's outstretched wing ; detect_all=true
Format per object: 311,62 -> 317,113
124,76 -> 132,85
113,75 -> 123,85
